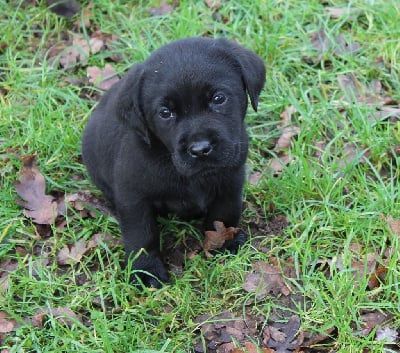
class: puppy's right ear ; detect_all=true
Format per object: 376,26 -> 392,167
116,64 -> 151,145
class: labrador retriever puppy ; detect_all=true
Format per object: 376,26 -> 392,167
82,37 -> 265,287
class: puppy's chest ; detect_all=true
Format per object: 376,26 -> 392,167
153,181 -> 216,218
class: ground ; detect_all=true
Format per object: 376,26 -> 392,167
0,0 -> 399,352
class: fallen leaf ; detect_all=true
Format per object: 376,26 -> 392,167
368,264 -> 388,289
148,1 -> 179,16
376,326 -> 398,343
39,307 -> 82,327
194,311 -> 248,351
306,29 -> 361,63
87,64 -> 120,90
243,261 -> 291,299
57,233 -> 119,266
219,342 -> 236,353
301,326 -> 336,347
204,0 -> 221,10
266,153 -> 293,176
244,342 -> 263,353
59,35 -> 105,68
14,155 -> 59,225
373,105 -> 400,122
86,233 -> 121,250
204,221 -> 239,257
57,238 -> 88,265
30,312 -> 46,328
356,311 -> 392,336
65,191 -> 112,217
337,74 -> 393,107
385,215 -> 400,236
338,143 -> 370,168
0,312 -> 16,333
266,315 -> 303,352
0,259 -> 19,290
274,106 -> 300,151
332,251 -> 379,286
249,171 -> 262,185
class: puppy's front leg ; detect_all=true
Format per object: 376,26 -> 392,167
117,202 -> 168,288
204,187 -> 248,253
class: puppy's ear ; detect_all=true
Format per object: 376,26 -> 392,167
220,39 -> 266,111
116,64 -> 151,145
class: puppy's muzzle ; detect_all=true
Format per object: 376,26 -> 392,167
188,140 -> 213,158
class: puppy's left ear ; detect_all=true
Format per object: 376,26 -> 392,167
115,64 -> 151,145
220,39 -> 266,111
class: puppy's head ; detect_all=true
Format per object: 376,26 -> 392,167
117,38 -> 266,176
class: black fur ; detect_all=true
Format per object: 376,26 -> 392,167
82,37 -> 265,287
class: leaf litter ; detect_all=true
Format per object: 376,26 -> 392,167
11,153 -> 392,351
14,154 -> 60,225
6,2 -> 400,351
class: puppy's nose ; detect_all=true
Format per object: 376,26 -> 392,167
188,141 -> 213,158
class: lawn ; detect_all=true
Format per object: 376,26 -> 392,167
1,0 -> 399,352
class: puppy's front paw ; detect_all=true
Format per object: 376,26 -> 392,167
223,229 -> 248,254
127,252 -> 169,288
204,221 -> 248,256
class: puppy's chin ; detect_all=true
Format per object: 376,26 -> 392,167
173,162 -> 221,178
172,149 -> 240,178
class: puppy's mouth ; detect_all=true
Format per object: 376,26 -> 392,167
171,143 -> 240,177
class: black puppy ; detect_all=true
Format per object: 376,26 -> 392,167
82,37 -> 265,287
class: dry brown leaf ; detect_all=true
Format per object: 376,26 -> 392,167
0,312 -> 16,333
274,106 -> 300,151
266,153 -> 292,176
194,310 -> 251,351
204,221 -> 239,257
274,126 -> 300,151
14,155 -> 59,225
306,29 -> 361,63
368,264 -> 388,290
357,311 -> 392,336
30,312 -> 46,328
230,348 -> 244,353
338,143 -> 370,168
204,0 -> 221,10
148,1 -> 178,16
386,215 -> 400,236
243,261 -> 291,299
337,74 -> 394,107
59,35 -> 105,68
265,315 -> 303,351
244,342 -> 262,353
376,326 -> 398,343
87,64 -> 119,90
57,238 -> 88,265
65,191 -> 112,217
301,326 -> 335,347
57,233 -> 118,265
248,171 -> 262,185
0,259 -> 18,293
39,307 -> 82,327
218,342 -> 236,353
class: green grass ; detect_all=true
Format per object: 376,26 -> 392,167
1,0 -> 400,352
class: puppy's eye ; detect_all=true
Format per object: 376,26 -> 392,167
211,93 -> 226,105
159,107 -> 174,120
